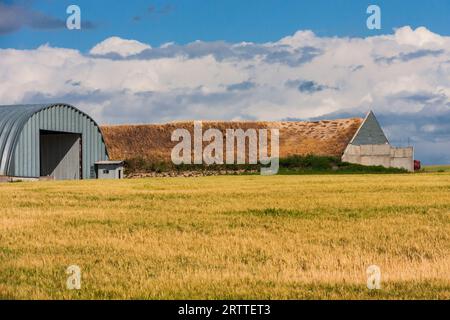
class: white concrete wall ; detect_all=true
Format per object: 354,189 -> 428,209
342,144 -> 414,172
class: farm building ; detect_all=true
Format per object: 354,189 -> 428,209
0,103 -> 109,180
0,103 -> 413,181
95,160 -> 125,179
342,111 -> 414,171
101,110 -> 414,172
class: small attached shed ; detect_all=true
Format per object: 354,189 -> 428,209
95,161 -> 124,179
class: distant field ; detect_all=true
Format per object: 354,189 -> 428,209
423,165 -> 450,172
0,174 -> 449,299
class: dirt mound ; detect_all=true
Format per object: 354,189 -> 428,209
101,118 -> 362,162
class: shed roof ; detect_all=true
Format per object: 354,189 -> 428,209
95,160 -> 124,165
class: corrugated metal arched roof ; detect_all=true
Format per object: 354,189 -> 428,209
0,103 -> 108,176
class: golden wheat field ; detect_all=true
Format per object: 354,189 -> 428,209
0,173 -> 449,299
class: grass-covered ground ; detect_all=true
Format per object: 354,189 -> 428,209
0,173 -> 449,299
125,155 -> 408,175
423,165 -> 450,173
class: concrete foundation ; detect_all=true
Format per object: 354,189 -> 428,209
0,176 -> 40,183
342,144 -> 414,172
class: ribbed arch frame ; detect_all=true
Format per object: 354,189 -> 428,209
0,103 -> 108,178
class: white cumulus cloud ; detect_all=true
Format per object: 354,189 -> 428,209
1,26 -> 450,164
394,26 -> 445,47
89,36 -> 151,57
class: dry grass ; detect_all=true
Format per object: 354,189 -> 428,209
101,118 -> 362,162
0,173 -> 449,299
423,165 -> 450,173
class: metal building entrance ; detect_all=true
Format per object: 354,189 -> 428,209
39,130 -> 82,180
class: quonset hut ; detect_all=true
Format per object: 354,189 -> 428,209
0,103 -> 109,180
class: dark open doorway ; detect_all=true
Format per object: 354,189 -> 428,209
40,130 -> 82,180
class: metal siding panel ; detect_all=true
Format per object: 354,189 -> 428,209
39,111 -> 43,128
21,128 -> 25,176
48,107 -> 52,130
88,122 -> 92,178
18,131 -> 23,176
86,119 -> 91,178
89,123 -> 94,177
101,143 -> 105,161
70,109 -> 74,131
22,123 -> 25,176
28,121 -> 32,176
92,123 -> 97,177
62,107 -> 66,131
58,107 -> 62,131
17,125 -> 23,177
29,117 -> 33,176
34,116 -> 39,176
83,116 -> 88,178
45,108 -> 49,129
78,112 -> 82,133
25,122 -> 29,176
47,108 -> 51,128
54,107 -> 59,131
55,107 -> 59,130
12,132 -> 20,176
92,122 -> 97,177
63,107 -> 67,132
32,116 -> 37,177
20,126 -> 25,176
29,116 -> 33,176
27,121 -> 32,176
13,137 -> 19,176
51,107 -> 56,130
75,111 -> 80,132
58,106 -> 61,130
47,108 -> 51,129
93,122 -> 98,177
23,122 -> 28,176
97,131 -> 102,161
65,108 -> 68,131
30,117 -> 35,176
24,122 -> 28,176
21,129 -> 25,176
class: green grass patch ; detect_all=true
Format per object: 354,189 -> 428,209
124,155 -> 408,175
422,165 -> 450,173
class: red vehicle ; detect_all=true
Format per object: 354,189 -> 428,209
414,160 -> 421,171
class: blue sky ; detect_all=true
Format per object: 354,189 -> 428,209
1,1 -> 450,164
1,0 -> 450,50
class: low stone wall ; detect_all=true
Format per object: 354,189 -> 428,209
127,169 -> 258,178
0,176 -> 46,183
342,144 -> 414,172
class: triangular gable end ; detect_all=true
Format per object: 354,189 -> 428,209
349,111 -> 389,145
